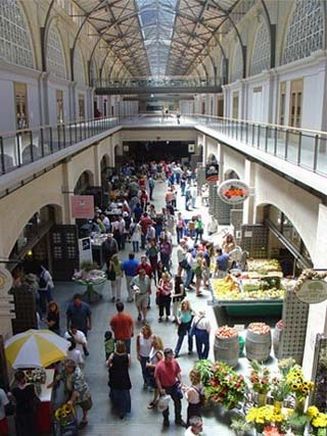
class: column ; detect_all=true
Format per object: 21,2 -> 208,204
68,82 -> 77,121
302,203 -> 327,378
242,159 -> 255,224
61,161 -> 74,225
93,142 -> 101,186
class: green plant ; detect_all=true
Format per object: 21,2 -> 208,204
270,376 -> 290,401
231,417 -> 251,433
80,261 -> 99,272
194,359 -> 214,386
249,360 -> 271,394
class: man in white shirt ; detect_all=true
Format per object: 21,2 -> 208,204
185,416 -> 203,435
191,310 -> 211,360
64,326 -> 88,356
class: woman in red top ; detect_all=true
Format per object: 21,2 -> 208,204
157,272 -> 172,322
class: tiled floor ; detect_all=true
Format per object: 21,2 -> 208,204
51,180 -> 235,436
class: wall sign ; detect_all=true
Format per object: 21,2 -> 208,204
296,280 -> 327,304
71,195 -> 94,219
205,163 -> 219,183
0,266 -> 13,298
218,179 -> 250,204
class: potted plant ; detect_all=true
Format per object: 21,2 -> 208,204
307,406 -> 327,436
246,405 -> 288,435
285,365 -> 314,413
231,417 -> 252,435
249,361 -> 271,406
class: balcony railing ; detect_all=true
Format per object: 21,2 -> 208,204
186,114 -> 327,177
0,116 -> 121,175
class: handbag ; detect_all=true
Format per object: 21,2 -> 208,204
179,259 -> 191,270
107,268 -> 116,281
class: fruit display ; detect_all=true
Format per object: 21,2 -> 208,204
247,259 -> 281,275
215,325 -> 238,339
211,275 -> 285,301
248,322 -> 271,335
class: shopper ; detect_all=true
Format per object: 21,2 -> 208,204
146,335 -> 164,408
104,330 -> 115,360
172,275 -> 186,323
107,253 -> 123,302
37,265 -> 54,317
67,339 -> 84,368
185,416 -> 204,435
110,302 -> 134,354
66,294 -> 91,356
130,219 -> 142,252
155,348 -> 186,428
122,253 -> 139,302
64,325 -> 88,357
107,341 -> 132,419
184,369 -> 204,425
102,233 -> 119,261
157,272 -> 172,322
136,324 -> 153,389
174,299 -> 193,358
0,388 -> 9,436
46,300 -> 60,335
11,370 -> 40,436
191,310 -> 211,360
131,269 -> 151,323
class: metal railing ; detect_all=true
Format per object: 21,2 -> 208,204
186,114 -> 327,177
93,76 -> 220,89
0,116 -> 121,175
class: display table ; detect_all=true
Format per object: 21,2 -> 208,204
36,369 -> 55,434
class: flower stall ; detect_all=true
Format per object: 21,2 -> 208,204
72,261 -> 106,303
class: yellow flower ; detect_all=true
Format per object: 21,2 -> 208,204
307,406 -> 319,418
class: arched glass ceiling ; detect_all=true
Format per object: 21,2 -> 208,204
135,0 -> 176,77
72,0 -> 252,78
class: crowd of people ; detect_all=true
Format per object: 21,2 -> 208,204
3,159 -> 246,435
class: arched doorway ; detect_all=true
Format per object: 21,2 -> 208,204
256,204 -> 313,275
74,170 -> 95,194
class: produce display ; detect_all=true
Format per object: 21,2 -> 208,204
215,325 -> 238,339
248,322 -> 271,335
211,274 -> 285,301
247,259 -> 281,275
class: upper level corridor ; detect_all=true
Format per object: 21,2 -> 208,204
1,113 -> 326,198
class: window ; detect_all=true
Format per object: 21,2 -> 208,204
14,82 -> 28,129
250,23 -> 270,75
279,82 -> 286,125
74,47 -> 85,85
232,92 -> 239,119
56,90 -> 64,123
230,44 -> 243,83
47,26 -> 66,79
289,79 -> 303,127
282,0 -> 324,65
0,0 -> 34,68
78,94 -> 85,119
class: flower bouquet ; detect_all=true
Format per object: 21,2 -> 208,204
204,361 -> 246,409
55,402 -> 76,427
25,368 -> 46,384
285,365 -> 314,412
246,405 -> 291,434
307,406 -> 327,436
249,360 -> 271,406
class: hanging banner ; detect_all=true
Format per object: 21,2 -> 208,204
78,237 -> 93,266
71,195 -> 94,219
205,163 -> 219,183
218,179 -> 250,204
296,280 -> 327,304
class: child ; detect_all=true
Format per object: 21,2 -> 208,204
104,331 -> 115,360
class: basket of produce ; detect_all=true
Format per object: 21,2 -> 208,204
214,326 -> 239,368
246,323 -> 272,362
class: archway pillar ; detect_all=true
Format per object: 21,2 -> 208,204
201,134 -> 207,165
302,203 -> 327,378
242,159 -> 255,224
61,161 -> 74,225
218,143 -> 224,181
93,143 -> 101,186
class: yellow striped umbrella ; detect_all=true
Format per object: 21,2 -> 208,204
5,329 -> 70,369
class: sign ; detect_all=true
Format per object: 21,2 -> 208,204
218,179 -> 250,204
296,280 -> 327,304
188,144 -> 195,153
205,163 -> 219,183
71,195 -> 94,219
0,266 -> 13,298
78,237 -> 93,266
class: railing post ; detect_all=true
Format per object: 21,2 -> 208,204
313,134 -> 319,172
252,124 -> 255,146
274,127 -> 277,155
265,126 -> 268,152
240,121 -> 243,142
79,121 -> 82,142
297,131 -> 302,165
257,125 -> 260,148
0,136 -> 6,174
62,124 -> 66,148
57,125 -> 61,150
69,122 -> 73,145
29,130 -> 34,162
40,127 -> 45,157
49,127 -> 53,153
284,129 -> 289,160
245,122 -> 248,144
16,133 -> 21,167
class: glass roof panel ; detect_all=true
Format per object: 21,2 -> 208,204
136,0 -> 177,77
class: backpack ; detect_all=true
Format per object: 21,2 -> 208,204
194,386 -> 206,406
39,272 -> 47,289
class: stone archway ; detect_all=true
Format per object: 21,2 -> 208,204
73,170 -> 95,194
